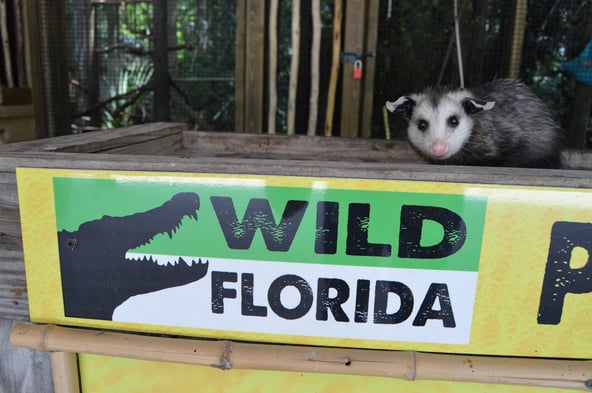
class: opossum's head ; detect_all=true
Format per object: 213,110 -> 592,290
386,90 -> 495,161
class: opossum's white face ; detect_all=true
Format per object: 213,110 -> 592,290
407,92 -> 474,160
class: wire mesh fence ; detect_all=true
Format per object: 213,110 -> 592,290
48,1 -> 592,146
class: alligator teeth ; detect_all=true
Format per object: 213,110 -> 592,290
125,252 -> 201,267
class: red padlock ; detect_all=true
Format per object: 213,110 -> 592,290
353,59 -> 363,80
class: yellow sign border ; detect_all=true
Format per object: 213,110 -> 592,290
16,167 -> 592,358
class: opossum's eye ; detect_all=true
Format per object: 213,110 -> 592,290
417,119 -> 429,131
447,115 -> 459,128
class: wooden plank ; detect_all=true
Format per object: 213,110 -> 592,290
181,130 -> 421,162
0,122 -> 186,153
340,0 -> 365,138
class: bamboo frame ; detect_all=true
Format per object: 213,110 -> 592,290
508,0 -> 527,79
50,352 -> 81,393
10,324 -> 592,391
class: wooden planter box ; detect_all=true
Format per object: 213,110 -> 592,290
0,123 -> 592,387
2,121 -> 592,319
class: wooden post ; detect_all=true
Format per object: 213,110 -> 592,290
360,0 -> 379,138
568,82 -> 592,149
340,0 -> 365,138
0,0 -> 14,87
307,0 -> 321,136
153,0 -> 170,122
324,0 -> 342,137
235,1 -> 246,132
267,0 -> 278,134
235,1 -> 265,133
287,0 -> 301,135
37,0 -> 70,136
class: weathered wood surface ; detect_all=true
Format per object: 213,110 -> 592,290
180,129 -> 423,162
0,320 -> 53,393
0,122 -> 591,320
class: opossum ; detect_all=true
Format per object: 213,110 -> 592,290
385,79 -> 564,168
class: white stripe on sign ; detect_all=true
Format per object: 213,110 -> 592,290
114,255 -> 478,345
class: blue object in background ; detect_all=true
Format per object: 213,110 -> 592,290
562,38 -> 592,86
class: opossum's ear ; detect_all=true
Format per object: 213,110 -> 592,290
462,98 -> 495,115
385,96 -> 415,120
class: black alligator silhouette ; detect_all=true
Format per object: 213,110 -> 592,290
57,192 -> 209,321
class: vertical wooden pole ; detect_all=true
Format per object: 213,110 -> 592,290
287,0 -> 301,135
0,0 -> 14,87
153,0 -> 170,121
568,83 -> 592,148
37,0 -> 70,136
360,0 -> 379,138
50,352 -> 80,393
243,0 -> 265,133
267,0 -> 278,134
235,1 -> 246,132
307,0 -> 321,136
340,0 -> 365,138
23,0 -> 44,137
324,0 -> 342,137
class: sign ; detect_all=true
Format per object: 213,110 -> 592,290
16,168 -> 592,358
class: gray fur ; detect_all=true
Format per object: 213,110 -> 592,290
386,79 -> 564,168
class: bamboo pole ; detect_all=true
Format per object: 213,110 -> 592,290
508,0 -> 527,79
50,352 -> 81,393
307,0 -> 321,136
10,324 -> 592,391
267,0 -> 278,134
287,0 -> 300,135
324,0 -> 342,137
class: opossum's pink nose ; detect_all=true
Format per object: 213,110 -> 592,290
431,141 -> 449,158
